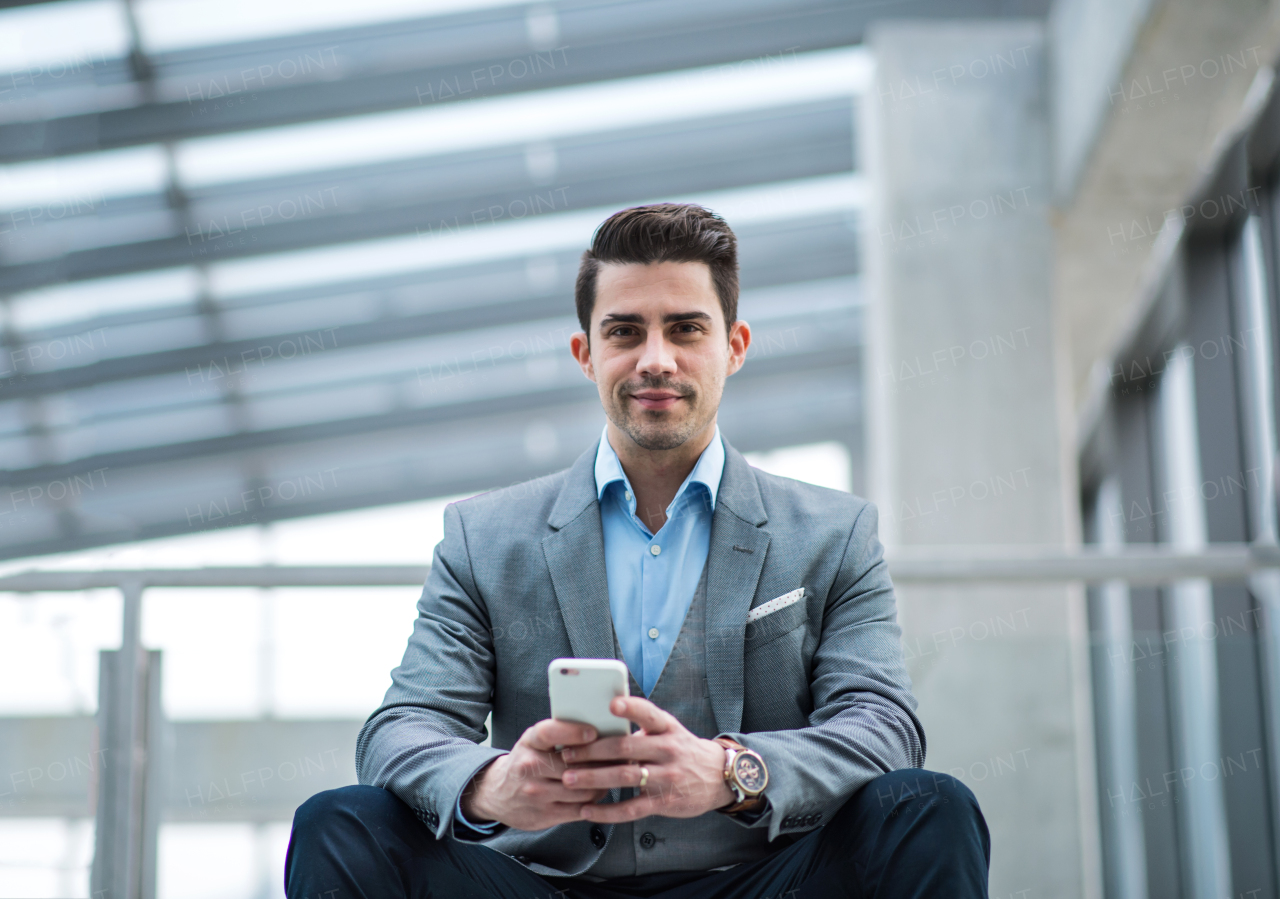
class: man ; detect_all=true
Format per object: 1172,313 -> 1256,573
286,204 -> 990,898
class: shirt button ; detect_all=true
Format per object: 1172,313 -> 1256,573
648,627 -> 659,639
650,545 -> 661,556
625,491 -> 632,501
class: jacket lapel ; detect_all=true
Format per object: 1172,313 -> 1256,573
542,442 -> 617,661
704,442 -> 770,735
543,437 -> 772,734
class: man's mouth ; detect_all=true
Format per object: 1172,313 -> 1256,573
629,390 -> 684,411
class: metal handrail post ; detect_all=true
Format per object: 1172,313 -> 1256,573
90,579 -> 158,899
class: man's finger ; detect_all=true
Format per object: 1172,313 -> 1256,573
535,782 -> 609,804
561,763 -> 647,791
528,801 -> 607,830
561,734 -> 670,764
580,794 -> 663,824
610,696 -> 675,734
525,718 -> 597,752
511,750 -> 568,781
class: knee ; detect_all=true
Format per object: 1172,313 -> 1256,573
855,769 -> 985,834
817,770 -> 990,888
287,786 -> 435,896
292,785 -> 409,839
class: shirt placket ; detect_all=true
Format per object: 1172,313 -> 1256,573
641,523 -> 664,695
644,489 -> 687,696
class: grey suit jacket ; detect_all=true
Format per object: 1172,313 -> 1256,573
355,437 -> 926,876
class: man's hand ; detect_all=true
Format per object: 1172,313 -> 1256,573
462,719 -> 606,831
558,696 -> 735,823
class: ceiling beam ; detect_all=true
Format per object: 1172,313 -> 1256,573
1,102 -> 853,290
0,0 -> 1052,162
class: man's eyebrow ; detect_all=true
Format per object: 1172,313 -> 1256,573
663,311 -> 712,324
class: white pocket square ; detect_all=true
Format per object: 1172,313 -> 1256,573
746,588 -> 805,624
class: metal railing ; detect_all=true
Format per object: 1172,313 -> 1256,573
3,543 -> 1279,898
4,542 -> 1279,594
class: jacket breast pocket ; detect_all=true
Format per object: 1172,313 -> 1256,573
742,597 -> 812,728
743,598 -> 809,653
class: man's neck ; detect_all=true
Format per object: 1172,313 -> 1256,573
607,419 -> 716,535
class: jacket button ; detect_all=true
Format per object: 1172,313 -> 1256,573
782,816 -> 793,828
590,825 -> 606,848
639,831 -> 656,849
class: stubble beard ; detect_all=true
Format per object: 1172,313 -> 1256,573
607,380 -> 712,451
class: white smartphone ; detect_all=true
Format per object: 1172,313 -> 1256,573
547,658 -> 631,738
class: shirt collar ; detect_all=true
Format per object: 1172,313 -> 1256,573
593,423 -> 724,513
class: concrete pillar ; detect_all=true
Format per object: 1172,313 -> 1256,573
864,22 -> 1100,899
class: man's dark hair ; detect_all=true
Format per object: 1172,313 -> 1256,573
574,203 -> 739,335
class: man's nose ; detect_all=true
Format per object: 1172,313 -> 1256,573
636,331 -> 676,375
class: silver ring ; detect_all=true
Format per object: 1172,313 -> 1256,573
638,766 -> 650,789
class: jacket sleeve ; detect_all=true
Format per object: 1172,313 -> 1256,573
717,502 -> 926,841
355,501 -> 510,840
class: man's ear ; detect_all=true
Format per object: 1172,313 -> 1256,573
570,331 -> 596,383
726,320 -> 751,377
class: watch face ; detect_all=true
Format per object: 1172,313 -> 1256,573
733,752 -> 767,793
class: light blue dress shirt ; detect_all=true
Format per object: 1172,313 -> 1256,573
456,426 -> 724,834
594,424 -> 724,696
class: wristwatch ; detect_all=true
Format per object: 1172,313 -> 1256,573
713,737 -> 769,815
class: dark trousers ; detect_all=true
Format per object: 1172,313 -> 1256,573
285,769 -> 989,899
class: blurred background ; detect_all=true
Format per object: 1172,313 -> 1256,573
1,0 -> 1279,897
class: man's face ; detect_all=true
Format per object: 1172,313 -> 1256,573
570,260 -> 750,451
